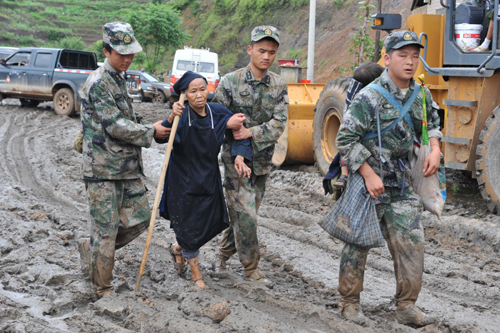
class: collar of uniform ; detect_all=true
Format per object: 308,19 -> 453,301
103,59 -> 125,81
244,64 -> 271,86
379,68 -> 416,100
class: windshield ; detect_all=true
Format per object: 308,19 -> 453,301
142,72 -> 158,82
176,60 -> 195,71
199,62 -> 215,73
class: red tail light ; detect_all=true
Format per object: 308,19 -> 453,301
137,78 -> 141,90
170,75 -> 176,91
215,78 -> 220,89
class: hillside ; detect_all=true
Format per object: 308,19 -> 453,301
0,0 -> 414,82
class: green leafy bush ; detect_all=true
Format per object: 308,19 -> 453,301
56,36 -> 86,50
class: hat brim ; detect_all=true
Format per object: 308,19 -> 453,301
251,35 -> 280,45
111,41 -> 143,55
391,41 -> 424,50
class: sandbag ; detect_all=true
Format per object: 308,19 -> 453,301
411,144 -> 444,218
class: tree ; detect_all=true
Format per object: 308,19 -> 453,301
127,3 -> 188,71
56,37 -> 86,51
349,0 -> 376,68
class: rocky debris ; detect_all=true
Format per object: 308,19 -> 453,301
204,300 -> 231,323
92,297 -> 132,320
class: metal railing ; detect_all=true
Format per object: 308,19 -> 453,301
478,0 -> 499,72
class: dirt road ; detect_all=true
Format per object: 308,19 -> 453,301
0,101 -> 499,332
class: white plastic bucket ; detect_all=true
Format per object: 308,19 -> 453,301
455,24 -> 483,52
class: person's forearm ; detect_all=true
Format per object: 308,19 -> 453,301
359,161 -> 376,178
429,137 -> 440,152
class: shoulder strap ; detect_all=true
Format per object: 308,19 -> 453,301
362,82 -> 420,140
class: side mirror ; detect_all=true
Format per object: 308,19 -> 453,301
371,14 -> 402,32
0,59 -> 6,66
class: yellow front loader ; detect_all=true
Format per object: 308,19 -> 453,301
275,0 -> 500,214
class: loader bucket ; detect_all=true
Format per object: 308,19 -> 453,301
272,83 -> 325,166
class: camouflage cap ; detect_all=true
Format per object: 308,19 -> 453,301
384,30 -> 423,52
251,26 -> 280,45
103,22 -> 142,55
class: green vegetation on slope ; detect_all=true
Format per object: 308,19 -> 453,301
0,0 -> 150,47
0,0 -> 315,74
170,0 -> 309,72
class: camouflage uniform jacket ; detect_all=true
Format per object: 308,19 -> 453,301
80,59 -> 155,181
214,65 -> 288,176
336,69 -> 442,188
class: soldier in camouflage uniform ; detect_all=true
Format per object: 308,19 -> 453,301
213,26 -> 288,283
335,31 -> 442,326
78,22 -> 170,298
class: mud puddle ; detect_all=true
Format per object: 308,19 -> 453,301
0,99 -> 499,332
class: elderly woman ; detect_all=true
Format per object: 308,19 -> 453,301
158,71 -> 251,289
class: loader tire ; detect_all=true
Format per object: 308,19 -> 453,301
313,76 -> 351,176
476,105 -> 500,214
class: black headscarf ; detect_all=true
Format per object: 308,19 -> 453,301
173,71 -> 207,95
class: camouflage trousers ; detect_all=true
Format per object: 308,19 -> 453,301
219,173 -> 268,277
338,186 -> 424,308
86,179 -> 151,296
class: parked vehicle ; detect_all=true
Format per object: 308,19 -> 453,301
169,47 -> 219,104
126,70 -> 158,102
0,47 -> 18,61
149,80 -> 171,104
125,69 -> 171,104
0,47 -> 98,116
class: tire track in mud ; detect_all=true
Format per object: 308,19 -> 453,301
0,107 -> 84,213
256,170 -> 500,331
256,207 -> 500,331
2,102 -> 500,332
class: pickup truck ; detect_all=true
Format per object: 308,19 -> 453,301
0,47 -> 98,116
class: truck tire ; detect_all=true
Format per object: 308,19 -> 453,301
153,91 -> 166,103
313,76 -> 351,176
476,105 -> 500,214
53,88 -> 75,116
20,99 -> 40,107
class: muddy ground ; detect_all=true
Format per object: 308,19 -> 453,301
0,100 -> 499,332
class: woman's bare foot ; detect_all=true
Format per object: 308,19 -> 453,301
187,257 -> 208,289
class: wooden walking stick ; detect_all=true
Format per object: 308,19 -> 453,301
136,93 -> 186,292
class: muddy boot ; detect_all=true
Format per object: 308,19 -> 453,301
212,255 -> 229,278
97,287 -> 114,299
245,268 -> 273,288
78,238 -> 91,275
396,304 -> 438,327
340,302 -> 369,327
